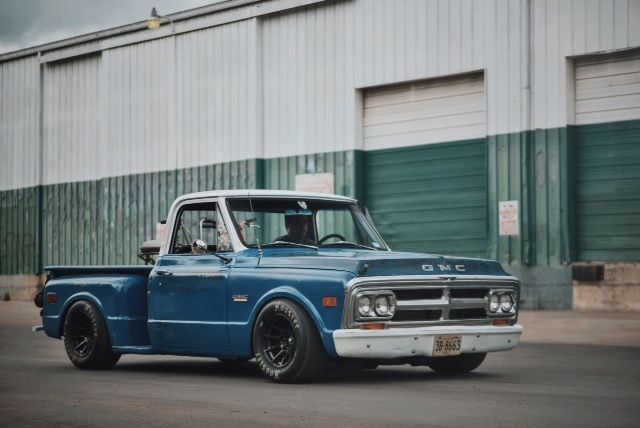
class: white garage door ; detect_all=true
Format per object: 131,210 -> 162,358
363,73 -> 489,257
575,49 -> 640,125
574,49 -> 640,261
363,73 -> 486,151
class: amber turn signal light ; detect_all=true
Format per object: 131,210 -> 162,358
492,319 -> 509,326
322,296 -> 337,307
361,323 -> 386,330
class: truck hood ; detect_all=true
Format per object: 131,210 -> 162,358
254,248 -> 509,277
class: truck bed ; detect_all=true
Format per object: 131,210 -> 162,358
42,265 -> 154,350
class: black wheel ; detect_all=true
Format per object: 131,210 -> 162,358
253,299 -> 326,383
63,301 -> 120,370
318,233 -> 346,244
428,353 -> 486,374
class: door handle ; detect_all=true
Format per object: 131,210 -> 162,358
156,269 -> 173,276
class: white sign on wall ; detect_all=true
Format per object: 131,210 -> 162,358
295,172 -> 335,194
499,200 -> 519,236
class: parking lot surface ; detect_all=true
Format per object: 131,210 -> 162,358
1,301 -> 639,427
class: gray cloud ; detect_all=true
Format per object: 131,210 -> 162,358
0,0 -> 217,54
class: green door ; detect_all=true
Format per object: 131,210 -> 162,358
364,140 -> 488,258
576,120 -> 640,261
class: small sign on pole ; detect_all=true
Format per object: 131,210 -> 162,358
499,200 -> 519,236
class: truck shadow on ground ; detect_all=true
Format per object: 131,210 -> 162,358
112,358 -> 504,384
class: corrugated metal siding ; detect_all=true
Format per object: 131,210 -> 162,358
364,140 -> 488,258
575,120 -> 640,261
531,127 -> 574,265
0,187 -> 39,274
0,56 -> 40,191
39,19 -> 260,186
38,160 -> 260,268
487,129 -> 573,266
176,20 -> 260,167
487,132 -> 531,266
531,0 -> 640,129
261,151 -> 361,243
261,0 -> 528,158
42,54 -> 100,185
263,151 -> 360,198
99,37 -> 177,182
363,73 -> 486,151
574,49 -> 640,125
2,0 -> 639,188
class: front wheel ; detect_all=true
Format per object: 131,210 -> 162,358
63,301 -> 120,370
253,299 -> 326,383
427,353 -> 486,374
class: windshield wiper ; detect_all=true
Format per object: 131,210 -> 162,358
260,241 -> 319,250
319,241 -> 380,251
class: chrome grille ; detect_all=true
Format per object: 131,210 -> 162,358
343,275 -> 519,328
392,286 -> 489,324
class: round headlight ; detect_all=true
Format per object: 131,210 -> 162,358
357,296 -> 372,317
500,293 -> 513,312
489,294 -> 500,313
374,296 -> 390,316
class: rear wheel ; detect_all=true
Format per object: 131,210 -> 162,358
428,353 -> 486,374
63,301 -> 120,370
253,299 -> 326,383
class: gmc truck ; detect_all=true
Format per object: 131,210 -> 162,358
35,190 -> 523,383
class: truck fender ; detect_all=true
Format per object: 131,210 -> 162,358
248,287 -> 337,357
58,292 -> 114,345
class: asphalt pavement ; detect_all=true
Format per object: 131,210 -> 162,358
1,301 -> 639,427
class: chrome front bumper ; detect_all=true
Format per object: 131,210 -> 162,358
333,324 -> 523,359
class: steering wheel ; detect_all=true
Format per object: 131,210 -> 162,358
318,233 -> 346,244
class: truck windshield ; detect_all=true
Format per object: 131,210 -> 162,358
226,198 -> 387,250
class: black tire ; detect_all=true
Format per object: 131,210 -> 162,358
428,353 -> 486,374
63,301 -> 120,370
253,299 -> 326,383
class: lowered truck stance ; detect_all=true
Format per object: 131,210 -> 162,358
35,190 -> 523,383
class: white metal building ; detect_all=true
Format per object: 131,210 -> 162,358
1,0 -> 639,309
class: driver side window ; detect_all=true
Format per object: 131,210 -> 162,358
170,201 -> 232,254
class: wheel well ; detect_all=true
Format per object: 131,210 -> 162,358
58,298 -> 108,338
249,297 -> 323,356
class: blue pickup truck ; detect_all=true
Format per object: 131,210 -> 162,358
35,190 -> 523,383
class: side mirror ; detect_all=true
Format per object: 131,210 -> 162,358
191,239 -> 208,255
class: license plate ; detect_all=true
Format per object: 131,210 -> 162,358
433,335 -> 462,357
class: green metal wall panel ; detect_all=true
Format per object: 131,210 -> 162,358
531,128 -> 572,265
262,151 -> 361,199
262,151 -> 362,243
487,129 -> 574,266
38,159 -> 261,269
3,122 -> 639,275
487,132 -> 532,265
575,120 -> 640,261
364,140 -> 488,258
0,187 -> 39,274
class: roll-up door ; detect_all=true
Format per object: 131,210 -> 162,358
363,73 -> 488,257
574,49 -> 640,261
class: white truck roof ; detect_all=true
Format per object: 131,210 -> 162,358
175,189 -> 357,204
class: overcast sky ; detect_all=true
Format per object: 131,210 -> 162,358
0,0 -> 220,54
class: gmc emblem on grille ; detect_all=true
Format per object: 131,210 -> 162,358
422,264 -> 466,272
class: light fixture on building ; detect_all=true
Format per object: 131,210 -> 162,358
148,7 -> 162,29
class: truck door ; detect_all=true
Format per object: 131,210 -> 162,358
148,200 -> 233,352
